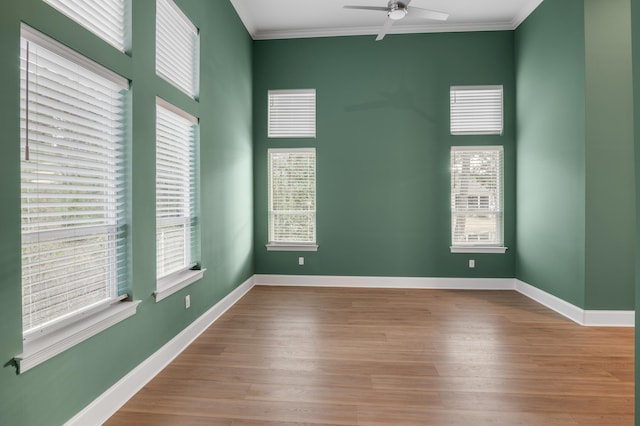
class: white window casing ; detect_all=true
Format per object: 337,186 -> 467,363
155,98 -> 203,301
450,146 -> 506,253
44,0 -> 130,52
267,148 -> 317,251
268,89 -> 316,138
156,0 -> 200,98
450,85 -> 503,135
18,25 -> 137,373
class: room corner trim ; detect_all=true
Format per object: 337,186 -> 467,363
514,279 -> 634,327
65,276 -> 256,426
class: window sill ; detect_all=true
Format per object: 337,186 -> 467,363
266,243 -> 319,252
15,300 -> 141,374
450,246 -> 508,254
155,268 -> 206,302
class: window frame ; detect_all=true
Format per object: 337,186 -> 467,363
155,0 -> 200,98
268,89 -> 317,139
267,147 -> 318,252
450,85 -> 504,136
154,98 -> 203,302
16,24 -> 139,374
450,145 -> 506,254
43,0 -> 130,52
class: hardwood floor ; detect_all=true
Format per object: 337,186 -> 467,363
106,286 -> 634,425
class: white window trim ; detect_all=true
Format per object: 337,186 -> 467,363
154,267 -> 206,302
268,147 -> 317,249
43,0 -> 130,52
450,246 -> 507,254
16,299 -> 141,374
156,0 -> 200,98
21,25 -> 128,87
266,243 -> 319,252
268,89 -> 317,138
17,25 -> 135,372
450,145 -> 506,253
450,85 -> 504,136
155,98 -> 201,301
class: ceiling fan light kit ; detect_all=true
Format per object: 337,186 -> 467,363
344,0 -> 449,41
388,6 -> 407,20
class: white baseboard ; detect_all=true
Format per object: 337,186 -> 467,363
65,276 -> 255,426
66,273 -> 633,425
256,274 -> 634,327
255,274 -> 515,290
515,279 -> 635,327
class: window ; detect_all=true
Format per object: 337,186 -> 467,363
156,0 -> 199,98
450,85 -> 503,135
155,98 -> 202,301
18,25 -> 137,372
44,0 -> 129,51
267,148 -> 317,251
268,89 -> 316,138
450,146 -> 505,253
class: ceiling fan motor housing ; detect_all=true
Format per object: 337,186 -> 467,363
388,2 -> 408,20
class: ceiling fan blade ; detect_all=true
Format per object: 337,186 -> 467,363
408,6 -> 449,21
343,6 -> 389,12
375,17 -> 394,41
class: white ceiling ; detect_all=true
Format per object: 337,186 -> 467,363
229,0 -> 544,40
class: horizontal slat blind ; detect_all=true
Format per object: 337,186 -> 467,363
450,85 -> 503,135
268,89 -> 316,138
156,99 -> 199,281
268,149 -> 316,243
44,0 -> 128,51
450,146 -> 503,246
20,25 -> 129,334
156,0 -> 199,98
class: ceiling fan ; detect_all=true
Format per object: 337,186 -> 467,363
344,0 -> 449,41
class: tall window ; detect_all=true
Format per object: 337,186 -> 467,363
268,89 -> 316,138
450,85 -> 503,135
450,146 -> 504,251
267,148 -> 317,251
155,99 -> 200,292
20,25 -> 129,334
156,0 -> 199,98
44,0 -> 129,51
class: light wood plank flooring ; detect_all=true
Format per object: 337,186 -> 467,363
106,286 -> 634,425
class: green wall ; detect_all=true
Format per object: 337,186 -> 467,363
253,32 -> 516,278
631,0 -> 640,422
515,0 -> 587,308
584,0 -> 635,310
515,0 -> 635,310
0,1 -> 253,425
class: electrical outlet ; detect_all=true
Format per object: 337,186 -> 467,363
185,294 -> 191,309
469,259 -> 475,268
298,256 -> 304,266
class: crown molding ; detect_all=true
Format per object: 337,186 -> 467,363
229,0 -> 257,37
511,0 -> 544,28
252,21 -> 518,41
231,0 -> 545,41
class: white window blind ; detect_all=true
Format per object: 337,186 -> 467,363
156,0 -> 199,98
268,148 -> 316,244
268,89 -> 316,138
451,146 -> 503,247
156,99 -> 199,282
44,0 -> 129,52
450,85 -> 503,135
20,25 -> 129,334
